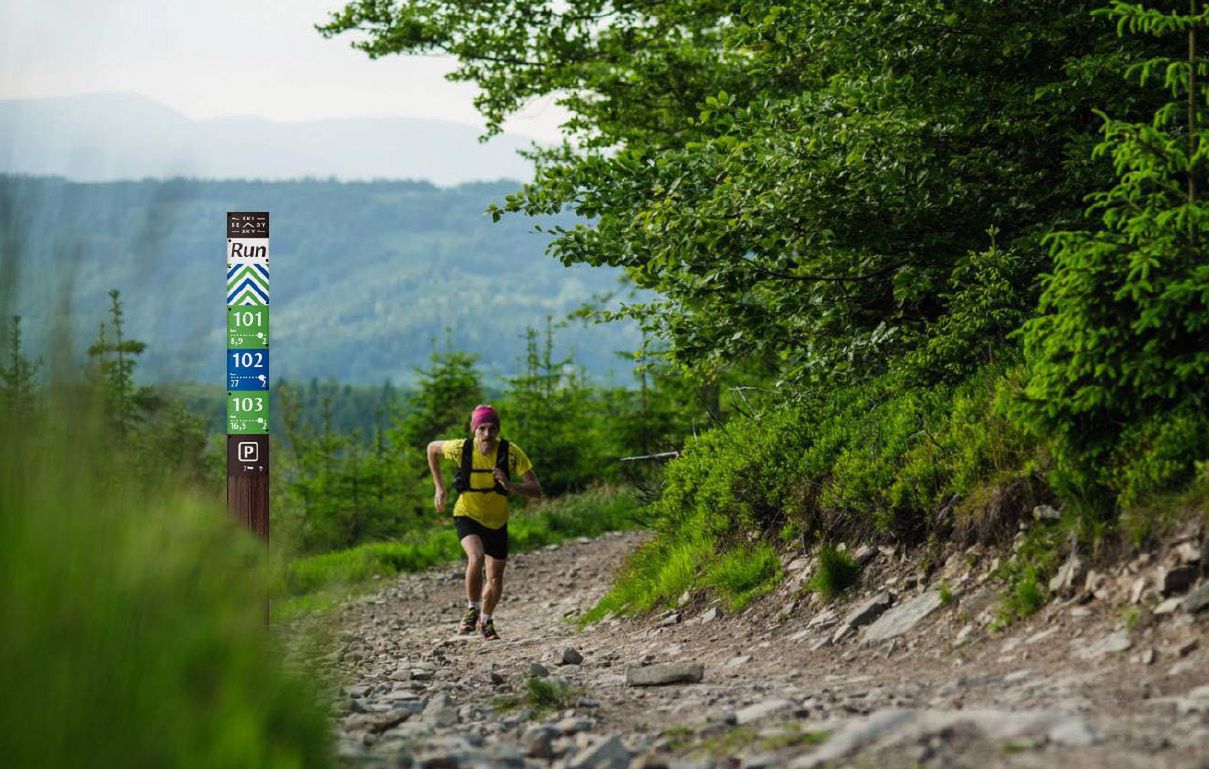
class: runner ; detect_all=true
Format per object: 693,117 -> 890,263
426,404 -> 542,640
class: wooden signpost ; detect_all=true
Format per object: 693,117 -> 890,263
225,212 -> 270,546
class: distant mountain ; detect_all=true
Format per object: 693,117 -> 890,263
0,94 -> 538,186
1,176 -> 642,386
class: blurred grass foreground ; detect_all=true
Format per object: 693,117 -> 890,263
0,397 -> 335,768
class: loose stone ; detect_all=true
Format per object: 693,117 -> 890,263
626,662 -> 705,686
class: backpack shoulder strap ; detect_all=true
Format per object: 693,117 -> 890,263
458,438 -> 473,488
494,439 -> 511,495
496,439 -> 510,475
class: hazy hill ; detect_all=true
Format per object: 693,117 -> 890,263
1,176 -> 641,386
0,94 -> 538,186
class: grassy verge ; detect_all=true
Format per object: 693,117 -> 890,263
584,366 -> 1031,621
582,361 -> 1207,626
1,408 -> 335,768
275,486 -> 641,621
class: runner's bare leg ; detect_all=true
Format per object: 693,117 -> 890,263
461,535 -> 485,603
482,556 -> 506,615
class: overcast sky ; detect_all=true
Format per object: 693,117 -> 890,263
0,0 -> 567,141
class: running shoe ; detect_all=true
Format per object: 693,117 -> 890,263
479,617 -> 500,641
459,605 -> 479,634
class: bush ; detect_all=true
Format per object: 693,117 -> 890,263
805,545 -> 861,602
587,363 -> 1041,620
1018,2 -> 1209,507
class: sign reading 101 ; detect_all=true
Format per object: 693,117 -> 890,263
228,306 -> 269,349
228,349 -> 270,391
227,392 -> 269,434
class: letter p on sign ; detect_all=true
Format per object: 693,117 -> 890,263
238,441 -> 259,462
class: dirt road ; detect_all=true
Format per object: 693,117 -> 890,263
328,530 -> 1209,768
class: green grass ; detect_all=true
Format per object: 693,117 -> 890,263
492,676 -> 581,716
989,519 -> 1064,630
705,543 -> 782,610
581,533 -> 712,623
939,581 -> 954,606
992,564 -> 1048,630
687,724 -> 830,758
806,544 -> 861,601
277,486 -> 641,620
0,407 -> 335,769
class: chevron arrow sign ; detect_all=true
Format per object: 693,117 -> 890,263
227,263 -> 270,306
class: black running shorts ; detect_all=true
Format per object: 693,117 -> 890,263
454,515 -> 509,560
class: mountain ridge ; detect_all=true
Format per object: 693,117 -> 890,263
0,93 -> 539,185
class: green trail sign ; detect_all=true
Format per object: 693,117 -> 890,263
227,306 -> 269,349
227,392 -> 269,434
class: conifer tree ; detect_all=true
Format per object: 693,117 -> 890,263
1023,1 -> 1209,497
1,315 -> 39,422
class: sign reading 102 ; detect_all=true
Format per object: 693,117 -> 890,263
227,349 -> 270,390
227,306 -> 269,349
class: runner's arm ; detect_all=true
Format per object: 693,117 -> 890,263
427,441 -> 448,512
496,468 -> 542,499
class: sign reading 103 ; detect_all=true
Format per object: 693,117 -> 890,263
227,306 -> 269,349
227,392 -> 269,434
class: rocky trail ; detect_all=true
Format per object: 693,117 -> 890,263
320,527 -> 1209,769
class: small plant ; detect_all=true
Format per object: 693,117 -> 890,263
939,581 -> 954,607
992,564 -> 1048,630
522,676 -> 581,715
660,725 -> 695,750
759,724 -> 830,751
491,693 -> 521,712
807,544 -> 861,601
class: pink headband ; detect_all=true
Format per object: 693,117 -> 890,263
470,405 -> 500,431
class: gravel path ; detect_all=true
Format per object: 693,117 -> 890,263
323,530 -> 1209,769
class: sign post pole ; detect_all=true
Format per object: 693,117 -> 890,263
225,212 -> 270,620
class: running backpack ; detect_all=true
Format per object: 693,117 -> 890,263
454,438 -> 510,496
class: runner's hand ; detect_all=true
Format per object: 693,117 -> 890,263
434,486 -> 446,512
492,468 -> 510,491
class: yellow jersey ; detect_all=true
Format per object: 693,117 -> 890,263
441,439 -> 532,529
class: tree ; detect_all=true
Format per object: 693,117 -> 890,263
1,315 -> 39,422
319,1 -> 1155,385
501,318 -> 596,495
86,289 -> 158,438
389,339 -> 485,517
392,341 -> 485,451
1021,0 -> 1209,497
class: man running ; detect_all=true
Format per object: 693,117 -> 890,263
427,404 -> 542,640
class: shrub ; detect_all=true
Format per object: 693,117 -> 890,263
806,545 -> 861,602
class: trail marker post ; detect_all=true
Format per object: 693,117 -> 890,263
225,212 -> 270,551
